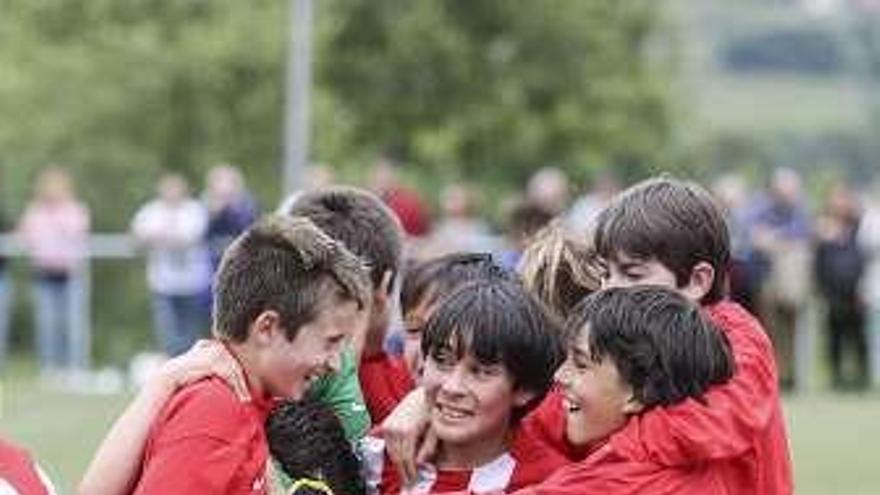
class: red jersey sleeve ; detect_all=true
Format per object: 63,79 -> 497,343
132,436 -> 259,494
508,446 -> 726,495
508,425 -> 569,490
358,352 -> 415,424
611,301 -> 780,465
132,379 -> 270,494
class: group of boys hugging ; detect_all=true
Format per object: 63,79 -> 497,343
60,177 -> 790,494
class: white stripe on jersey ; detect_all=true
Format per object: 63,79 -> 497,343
358,435 -> 517,494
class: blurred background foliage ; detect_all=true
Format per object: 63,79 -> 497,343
0,0 -> 673,226
1,0 -> 879,364
0,0 -> 673,362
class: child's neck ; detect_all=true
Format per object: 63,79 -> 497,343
224,341 -> 265,398
435,431 -> 512,470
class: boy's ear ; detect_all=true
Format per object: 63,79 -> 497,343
251,310 -> 283,345
372,270 -> 394,311
622,394 -> 645,415
513,388 -> 538,408
681,261 -> 715,302
377,269 -> 393,297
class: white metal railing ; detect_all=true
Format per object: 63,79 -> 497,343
0,233 -> 138,371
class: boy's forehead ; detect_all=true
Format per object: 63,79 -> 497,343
434,332 -> 500,363
605,250 -> 651,266
313,299 -> 362,329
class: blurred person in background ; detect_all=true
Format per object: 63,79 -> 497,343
131,173 -> 211,357
526,166 -> 571,218
0,204 -> 10,370
423,182 -> 500,257
858,181 -> 880,388
565,171 -> 619,237
203,164 -> 258,273
748,167 -> 813,391
17,166 -> 90,376
497,198 -> 554,271
712,172 -> 763,315
814,183 -> 867,390
276,163 -> 336,215
370,155 -> 431,238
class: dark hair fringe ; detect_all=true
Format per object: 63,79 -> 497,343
421,278 -> 564,415
565,286 -> 735,408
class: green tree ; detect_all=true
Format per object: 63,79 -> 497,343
0,0 -> 674,362
316,0 -> 673,187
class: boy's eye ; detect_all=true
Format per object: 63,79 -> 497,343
433,349 -> 456,367
325,335 -> 346,348
571,351 -> 592,371
472,364 -> 502,378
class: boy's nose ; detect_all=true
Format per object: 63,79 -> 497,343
554,361 -> 572,386
440,367 -> 468,395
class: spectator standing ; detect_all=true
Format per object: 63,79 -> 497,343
423,183 -> 499,257
814,183 -> 867,390
370,156 -> 431,238
748,168 -> 813,390
203,164 -> 258,272
712,173 -> 764,315
858,183 -> 880,387
0,210 -> 11,369
526,166 -> 571,218
497,199 -> 554,271
17,167 -> 90,375
565,171 -> 619,237
132,173 -> 211,357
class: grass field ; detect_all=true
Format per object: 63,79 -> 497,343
3,364 -> 879,494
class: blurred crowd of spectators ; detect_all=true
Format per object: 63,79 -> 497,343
2,161 -> 880,393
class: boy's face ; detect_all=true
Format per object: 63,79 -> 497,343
602,251 -> 706,303
259,299 -> 363,400
555,325 -> 638,446
402,295 -> 437,380
422,341 -> 527,452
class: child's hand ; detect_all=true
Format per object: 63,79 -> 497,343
157,340 -> 251,402
379,387 -> 434,486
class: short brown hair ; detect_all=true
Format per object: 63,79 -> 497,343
213,215 -> 371,342
400,253 -> 509,317
518,222 -> 602,319
594,177 -> 730,304
283,186 -> 404,293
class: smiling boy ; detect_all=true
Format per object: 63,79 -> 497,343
129,216 -> 370,494
514,286 -> 736,494
359,253 -> 506,423
585,177 -> 792,493
363,278 -> 566,494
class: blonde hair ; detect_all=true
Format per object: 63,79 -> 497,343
517,222 -> 602,319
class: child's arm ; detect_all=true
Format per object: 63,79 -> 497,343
77,341 -> 248,495
378,387 -> 437,486
612,305 -> 778,465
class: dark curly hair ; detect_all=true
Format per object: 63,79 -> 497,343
266,398 -> 366,495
